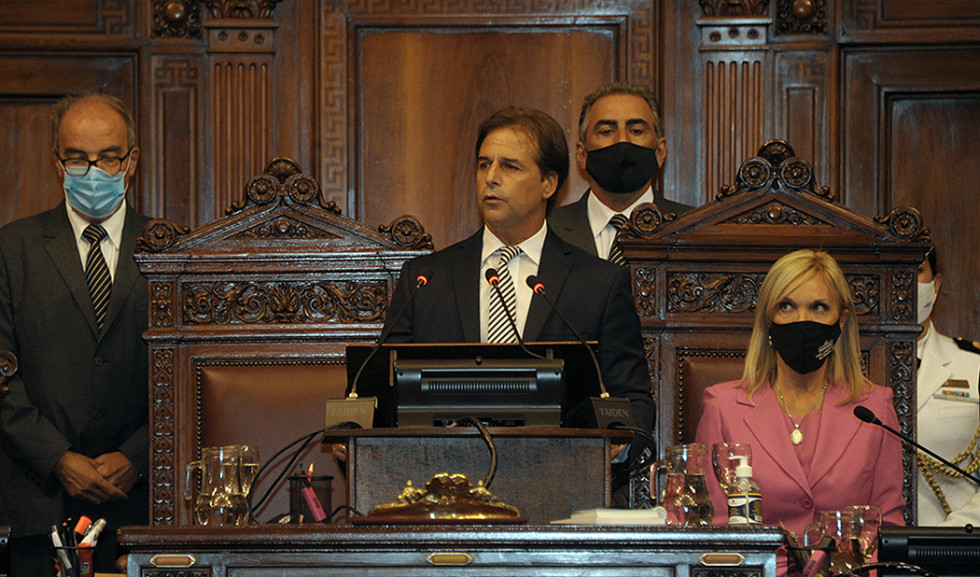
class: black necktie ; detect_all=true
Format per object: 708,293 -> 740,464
607,214 -> 629,267
82,224 -> 112,330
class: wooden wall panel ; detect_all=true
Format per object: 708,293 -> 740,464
843,48 -> 980,340
772,50 -> 833,192
0,54 -> 137,227
357,27 -> 616,246
841,0 -> 980,43
321,0 -> 658,249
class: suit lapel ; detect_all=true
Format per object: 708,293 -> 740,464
42,204 -> 101,337
450,231 -> 483,343
742,384 -> 812,496
523,230 -> 572,342
553,194 -> 598,257
808,385 -> 867,487
101,207 -> 142,336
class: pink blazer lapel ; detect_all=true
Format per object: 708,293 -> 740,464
741,384 -> 812,497
807,384 -> 867,487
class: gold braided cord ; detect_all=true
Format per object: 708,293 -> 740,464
916,422 -> 980,515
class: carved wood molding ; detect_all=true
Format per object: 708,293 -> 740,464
774,0 -> 828,35
151,348 -> 177,525
667,272 -> 764,314
182,279 -> 389,325
151,281 -> 176,328
152,0 -> 204,39
661,272 -> 879,316
204,0 -> 284,19
719,140 -> 833,200
699,0 -> 770,16
889,339 -> 916,525
633,267 -> 657,319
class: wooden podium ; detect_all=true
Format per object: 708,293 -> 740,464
323,427 -> 632,523
120,524 -> 783,577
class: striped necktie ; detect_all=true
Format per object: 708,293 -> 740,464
607,213 -> 629,266
82,224 -> 112,330
487,245 -> 522,343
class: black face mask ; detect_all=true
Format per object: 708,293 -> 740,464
584,141 -> 660,194
768,320 -> 842,375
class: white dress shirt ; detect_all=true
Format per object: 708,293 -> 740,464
586,186 -> 654,260
479,223 -> 546,342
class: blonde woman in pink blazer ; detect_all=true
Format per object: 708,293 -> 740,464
696,249 -> 905,571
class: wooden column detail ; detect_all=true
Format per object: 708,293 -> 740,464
206,17 -> 277,217
697,15 -> 770,199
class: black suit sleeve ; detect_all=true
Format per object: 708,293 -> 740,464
596,265 -> 656,438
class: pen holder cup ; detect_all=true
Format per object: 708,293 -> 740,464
288,475 -> 333,524
50,545 -> 94,577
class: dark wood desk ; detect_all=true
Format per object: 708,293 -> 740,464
120,524 -> 784,577
323,427 -> 632,523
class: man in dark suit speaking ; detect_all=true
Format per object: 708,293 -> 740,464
0,94 -> 151,575
383,107 -> 654,448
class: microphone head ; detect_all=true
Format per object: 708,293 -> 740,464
853,405 -> 880,425
416,267 -> 433,287
485,268 -> 500,286
525,275 -> 544,294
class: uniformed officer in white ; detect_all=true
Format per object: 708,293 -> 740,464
916,247 -> 980,526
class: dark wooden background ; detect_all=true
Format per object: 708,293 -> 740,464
0,0 -> 977,337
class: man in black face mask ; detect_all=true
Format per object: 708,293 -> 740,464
549,82 -> 694,264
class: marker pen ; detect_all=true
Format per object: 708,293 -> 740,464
80,518 -> 106,547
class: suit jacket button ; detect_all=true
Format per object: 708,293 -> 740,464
92,410 -> 104,421
94,356 -> 104,366
801,498 -> 813,509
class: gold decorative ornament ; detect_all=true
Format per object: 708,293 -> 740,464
368,473 -> 522,521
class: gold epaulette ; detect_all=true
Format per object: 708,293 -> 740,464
954,337 -> 980,355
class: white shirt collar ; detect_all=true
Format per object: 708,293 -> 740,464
481,221 -> 547,267
65,197 -> 127,250
586,186 -> 654,239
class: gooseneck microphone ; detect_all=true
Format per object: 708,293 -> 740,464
326,268 -> 433,429
854,405 -> 980,487
525,275 -> 635,430
484,268 -> 545,360
526,275 -> 609,397
348,267 -> 432,399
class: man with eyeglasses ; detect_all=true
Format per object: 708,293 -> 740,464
0,93 -> 151,575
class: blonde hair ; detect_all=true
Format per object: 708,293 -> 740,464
741,249 -> 871,402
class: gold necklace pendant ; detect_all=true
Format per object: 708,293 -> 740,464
790,427 -> 804,445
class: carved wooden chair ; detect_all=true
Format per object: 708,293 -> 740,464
134,158 -> 432,525
623,140 -> 930,522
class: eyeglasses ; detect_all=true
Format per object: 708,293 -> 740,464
57,148 -> 133,177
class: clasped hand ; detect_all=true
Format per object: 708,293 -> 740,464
54,450 -> 139,504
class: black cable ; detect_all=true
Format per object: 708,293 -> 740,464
248,428 -> 324,520
329,504 -> 366,521
610,423 -> 656,473
456,417 -> 498,489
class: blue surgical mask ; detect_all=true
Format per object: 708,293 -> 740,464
63,163 -> 129,220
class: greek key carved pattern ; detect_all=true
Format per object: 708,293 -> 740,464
633,267 -> 657,318
852,0 -> 878,30
723,201 -> 829,226
890,270 -> 914,323
151,0 -> 203,39
182,280 -> 389,325
774,0 -> 828,35
889,340 -> 916,525
667,273 -> 763,314
151,282 -> 175,328
101,0 -> 130,35
151,349 -> 176,525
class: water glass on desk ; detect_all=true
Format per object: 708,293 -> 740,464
651,443 -> 714,526
711,442 -> 752,493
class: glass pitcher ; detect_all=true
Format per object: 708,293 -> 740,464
802,505 -> 881,575
650,442 -> 713,526
184,445 -> 258,526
